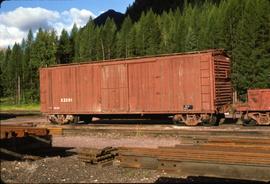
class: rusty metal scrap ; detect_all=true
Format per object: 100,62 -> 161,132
0,125 -> 49,139
0,125 -> 52,159
117,137 -> 270,181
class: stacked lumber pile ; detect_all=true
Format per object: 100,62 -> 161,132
78,147 -> 118,166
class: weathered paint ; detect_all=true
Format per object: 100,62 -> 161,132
39,50 -> 232,115
247,89 -> 270,111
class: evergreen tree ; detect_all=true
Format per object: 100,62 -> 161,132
79,19 -> 96,61
219,0 -> 245,55
24,30 -> 35,103
99,18 -> 117,60
31,28 -> 57,67
136,9 -> 161,56
232,0 -> 270,97
20,38 -> 27,103
127,24 -> 137,57
197,2 -> 222,50
94,26 -> 103,61
1,47 -> 11,97
174,9 -> 185,52
134,17 -> 145,56
10,43 -> 23,104
0,50 -> 5,97
159,10 -> 178,53
183,3 -> 199,51
209,2 -> 225,49
57,29 -> 72,64
48,30 -> 58,65
116,16 -> 133,58
1,0 -> 269,103
30,28 -> 57,101
70,24 -> 79,61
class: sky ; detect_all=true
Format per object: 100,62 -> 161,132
0,0 -> 135,48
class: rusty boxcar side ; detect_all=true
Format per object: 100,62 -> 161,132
40,49 -> 232,125
236,89 -> 270,125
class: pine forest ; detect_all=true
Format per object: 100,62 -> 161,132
0,0 -> 269,104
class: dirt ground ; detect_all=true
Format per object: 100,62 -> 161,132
0,115 -> 48,125
1,133 -> 178,183
1,154 -> 267,184
1,135 -> 268,184
1,155 -> 165,183
2,153 -> 267,184
53,135 -> 181,148
1,115 -> 269,183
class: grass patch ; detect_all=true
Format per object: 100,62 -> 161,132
0,104 -> 40,111
0,97 -> 40,111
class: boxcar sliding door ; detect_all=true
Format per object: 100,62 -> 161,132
101,64 -> 129,113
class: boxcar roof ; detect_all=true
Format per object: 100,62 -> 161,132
41,49 -> 227,69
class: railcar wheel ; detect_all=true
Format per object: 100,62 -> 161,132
173,114 -> 184,126
48,115 -> 58,124
242,112 -> 270,126
184,114 -> 200,126
243,119 -> 256,126
254,112 -> 270,125
48,114 -> 75,125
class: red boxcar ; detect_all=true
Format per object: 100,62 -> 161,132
236,89 -> 270,125
40,49 -> 232,125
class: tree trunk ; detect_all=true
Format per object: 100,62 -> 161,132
233,90 -> 238,103
100,39 -> 105,61
17,75 -> 21,104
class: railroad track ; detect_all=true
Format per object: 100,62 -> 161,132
38,124 -> 270,138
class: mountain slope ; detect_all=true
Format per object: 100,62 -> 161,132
94,9 -> 124,27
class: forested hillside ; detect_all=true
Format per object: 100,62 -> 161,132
125,0 -> 222,21
0,0 -> 269,104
